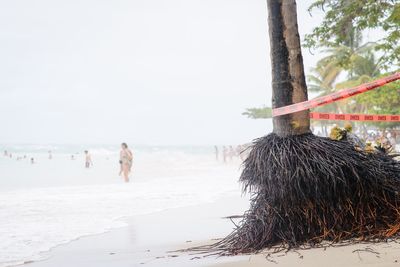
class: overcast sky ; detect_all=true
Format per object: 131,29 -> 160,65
0,0 -> 324,145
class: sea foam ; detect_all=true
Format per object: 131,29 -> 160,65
0,147 -> 242,267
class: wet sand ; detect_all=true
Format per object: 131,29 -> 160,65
26,196 -> 250,267
26,196 -> 400,267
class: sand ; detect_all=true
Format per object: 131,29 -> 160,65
26,196 -> 250,267
26,196 -> 400,267
211,242 -> 400,267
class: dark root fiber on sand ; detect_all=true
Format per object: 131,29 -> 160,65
200,133 -> 400,255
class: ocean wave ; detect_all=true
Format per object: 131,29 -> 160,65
0,167 -> 240,267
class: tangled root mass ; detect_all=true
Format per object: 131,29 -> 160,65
209,133 -> 400,255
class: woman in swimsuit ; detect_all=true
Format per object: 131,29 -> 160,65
120,143 -> 133,183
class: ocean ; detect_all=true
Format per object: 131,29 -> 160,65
0,145 -> 244,267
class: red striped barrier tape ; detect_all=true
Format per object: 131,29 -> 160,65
310,112 -> 400,122
272,72 -> 400,117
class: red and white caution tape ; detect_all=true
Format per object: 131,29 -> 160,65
272,72 -> 400,117
310,112 -> 400,122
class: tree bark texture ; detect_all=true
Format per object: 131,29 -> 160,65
267,0 -> 310,136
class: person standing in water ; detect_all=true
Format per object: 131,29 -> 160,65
119,143 -> 133,183
222,146 -> 228,163
84,150 -> 92,168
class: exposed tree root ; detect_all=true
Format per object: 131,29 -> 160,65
195,133 -> 400,255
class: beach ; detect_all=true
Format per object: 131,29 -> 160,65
26,196 -> 248,267
2,0 -> 400,265
2,146 -> 400,267
0,145 -> 245,267
25,196 -> 400,267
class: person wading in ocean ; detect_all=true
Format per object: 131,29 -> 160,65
119,143 -> 133,183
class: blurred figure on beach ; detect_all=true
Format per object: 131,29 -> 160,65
84,150 -> 92,168
214,146 -> 219,161
120,143 -> 133,183
48,150 -> 52,159
71,155 -> 75,160
378,132 -> 391,148
3,150 -> 8,157
222,146 -> 228,163
30,158 -> 35,164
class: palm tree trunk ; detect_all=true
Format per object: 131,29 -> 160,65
268,0 -> 310,136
